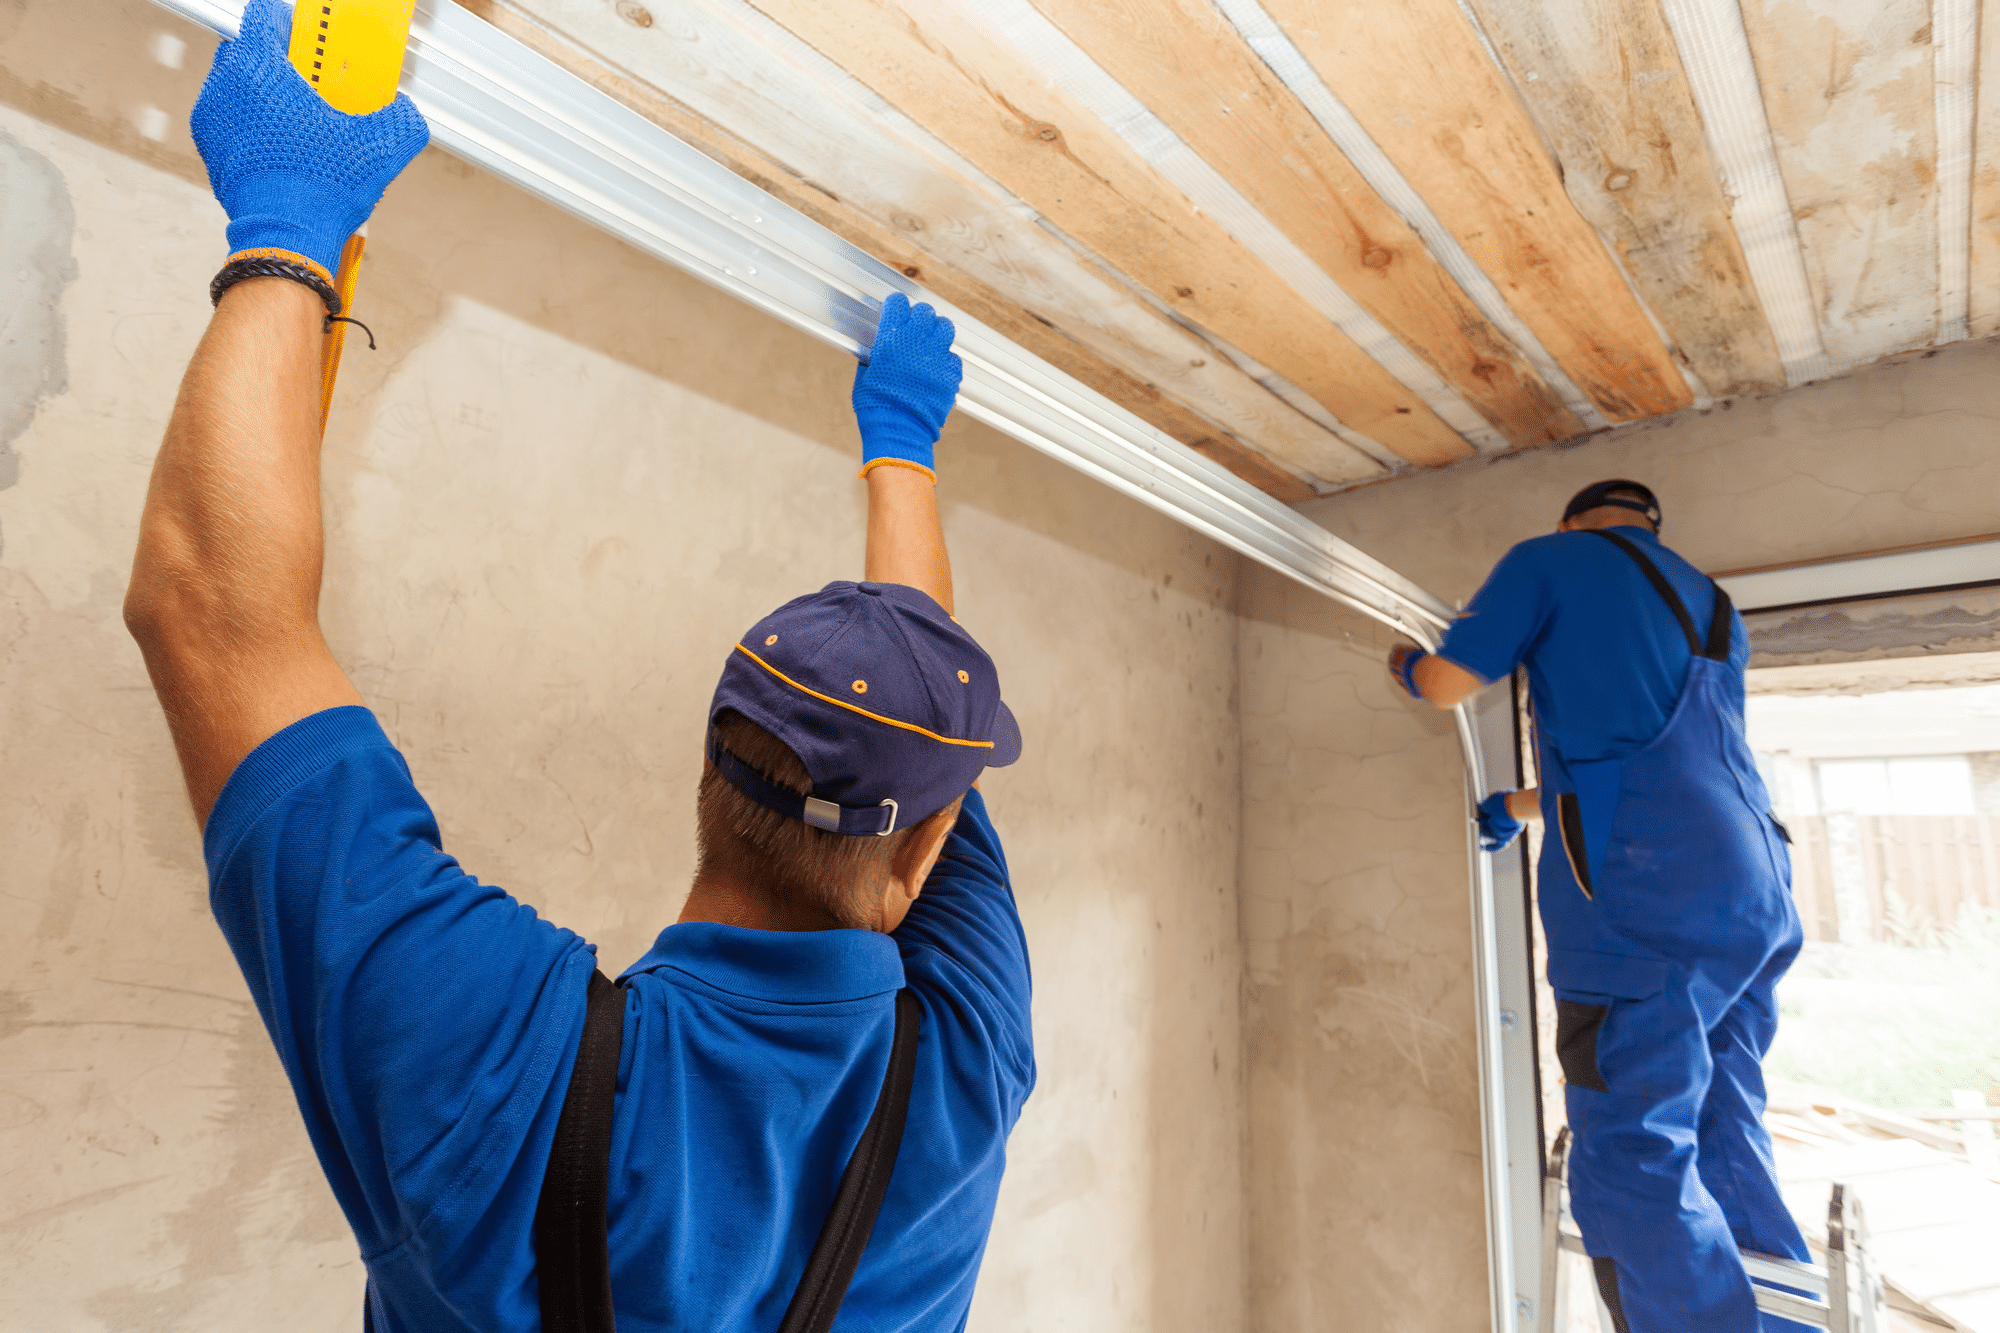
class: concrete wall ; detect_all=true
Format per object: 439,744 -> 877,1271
1238,573 -> 1492,1330
1305,337 -> 2000,607
0,3 -> 1246,1327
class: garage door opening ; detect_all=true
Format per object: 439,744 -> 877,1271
1743,664 -> 2000,1329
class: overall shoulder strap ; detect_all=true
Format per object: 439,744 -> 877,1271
1703,582 -> 1735,661
534,982 -> 922,1333
536,968 -> 628,1333
1583,529 -> 1708,657
777,988 -> 923,1333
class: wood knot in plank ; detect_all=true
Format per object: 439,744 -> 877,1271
615,1 -> 654,27
1361,246 -> 1394,270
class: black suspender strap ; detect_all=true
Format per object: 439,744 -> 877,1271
776,988 -> 923,1333
1584,529 -> 1732,661
1703,582 -> 1734,661
536,969 -> 628,1333
534,976 -> 923,1333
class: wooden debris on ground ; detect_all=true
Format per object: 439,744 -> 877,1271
1767,1086 -> 2000,1331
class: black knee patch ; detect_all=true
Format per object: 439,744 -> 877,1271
1592,1256 -> 1633,1333
1556,1001 -> 1610,1092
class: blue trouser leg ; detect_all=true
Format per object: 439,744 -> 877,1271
1566,980 -> 1764,1333
1699,951 -> 1814,1331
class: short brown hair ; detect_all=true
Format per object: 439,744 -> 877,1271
696,711 -> 961,929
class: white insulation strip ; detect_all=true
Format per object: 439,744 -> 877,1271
1211,0 -> 1609,432
1933,0 -> 1977,345
971,0 -> 1502,451
1655,0 -> 1833,385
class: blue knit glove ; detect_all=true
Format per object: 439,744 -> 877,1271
853,292 -> 963,481
1477,791 -> 1524,852
191,0 -> 429,284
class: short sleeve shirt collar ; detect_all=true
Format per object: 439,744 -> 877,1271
624,920 -> 905,1004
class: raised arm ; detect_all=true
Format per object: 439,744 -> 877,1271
853,293 -> 963,613
126,278 -> 361,823
1386,643 -> 1487,709
123,0 -> 428,824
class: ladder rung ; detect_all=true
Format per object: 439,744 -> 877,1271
1755,1284 -> 1833,1327
1743,1249 -> 1831,1296
1559,1234 -> 1837,1309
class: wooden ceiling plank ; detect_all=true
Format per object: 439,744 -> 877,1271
732,0 -> 1477,467
1256,0 -> 1693,421
465,0 -> 1383,490
1023,0 -> 1582,449
1735,0 -> 1940,369
1965,0 -> 2000,339
1464,0 -> 1787,399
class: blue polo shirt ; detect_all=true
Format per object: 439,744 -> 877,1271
1436,525 -> 1748,763
205,706 -> 1034,1332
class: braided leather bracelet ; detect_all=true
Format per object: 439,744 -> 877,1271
210,255 -> 342,317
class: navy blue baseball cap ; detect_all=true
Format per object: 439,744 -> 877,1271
1562,478 -> 1661,528
707,581 -> 1021,836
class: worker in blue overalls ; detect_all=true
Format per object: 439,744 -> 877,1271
1388,480 -> 1810,1332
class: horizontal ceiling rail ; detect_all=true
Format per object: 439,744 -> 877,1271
148,0 -> 1453,640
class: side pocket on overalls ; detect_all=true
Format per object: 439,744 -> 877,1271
1555,759 -> 1622,902
1556,793 -> 1593,899
1555,1000 -> 1611,1092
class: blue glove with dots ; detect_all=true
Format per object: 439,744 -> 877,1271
1476,791 -> 1524,852
853,292 -> 963,481
191,0 -> 429,286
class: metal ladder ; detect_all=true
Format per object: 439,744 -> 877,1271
1538,1127 -> 1885,1332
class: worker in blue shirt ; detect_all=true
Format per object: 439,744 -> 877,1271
1388,481 -> 1810,1333
124,8 -> 1031,1328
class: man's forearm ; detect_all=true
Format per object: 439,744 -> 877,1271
1414,652 -> 1486,708
864,466 -> 953,613
125,277 -> 360,819
133,278 -> 326,613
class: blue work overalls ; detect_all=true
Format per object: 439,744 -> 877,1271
1536,530 -> 1810,1332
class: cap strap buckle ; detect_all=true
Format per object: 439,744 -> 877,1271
711,736 -> 900,837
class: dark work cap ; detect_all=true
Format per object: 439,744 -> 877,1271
707,581 -> 1021,836
1561,479 -> 1661,528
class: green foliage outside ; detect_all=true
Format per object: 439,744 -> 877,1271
1769,905 -> 2000,1111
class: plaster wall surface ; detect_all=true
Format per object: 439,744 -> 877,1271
0,4 -> 1247,1327
1301,336 -> 2000,604
1236,570 -> 1491,1331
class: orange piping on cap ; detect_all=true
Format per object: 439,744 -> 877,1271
733,644 -> 993,749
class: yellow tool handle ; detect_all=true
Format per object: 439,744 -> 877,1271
291,0 -> 415,430
289,0 -> 417,115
